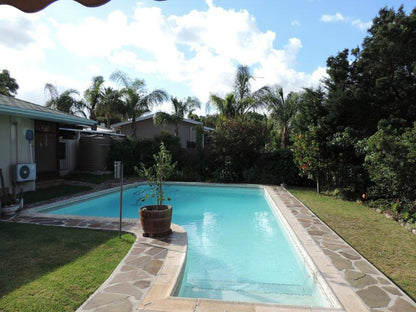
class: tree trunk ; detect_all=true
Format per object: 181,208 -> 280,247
281,126 -> 288,148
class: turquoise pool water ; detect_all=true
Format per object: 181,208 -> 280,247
42,183 -> 329,306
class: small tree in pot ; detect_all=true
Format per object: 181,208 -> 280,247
136,142 -> 176,237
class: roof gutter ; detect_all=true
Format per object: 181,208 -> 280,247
0,104 -> 97,126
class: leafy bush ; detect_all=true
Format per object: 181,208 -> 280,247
151,132 -> 183,165
171,166 -> 205,182
107,132 -> 183,175
212,156 -> 240,183
135,142 -> 176,206
244,148 -> 306,185
293,127 -> 368,198
365,119 -> 416,221
207,118 -> 267,182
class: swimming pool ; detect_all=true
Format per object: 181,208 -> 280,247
37,183 -> 335,307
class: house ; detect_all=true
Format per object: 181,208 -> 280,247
111,114 -> 214,149
0,94 -> 96,192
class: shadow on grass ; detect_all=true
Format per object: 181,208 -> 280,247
64,173 -> 115,184
23,185 -> 93,205
0,222 -> 129,298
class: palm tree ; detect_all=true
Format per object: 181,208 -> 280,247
154,96 -> 201,136
83,76 -> 105,126
255,85 -> 299,148
110,70 -> 168,138
44,83 -> 86,117
209,65 -> 259,119
208,93 -> 237,119
234,65 -> 258,115
96,87 -> 123,128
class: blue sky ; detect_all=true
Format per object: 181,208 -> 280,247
0,0 -> 414,116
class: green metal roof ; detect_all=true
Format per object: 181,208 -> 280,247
0,94 -> 96,126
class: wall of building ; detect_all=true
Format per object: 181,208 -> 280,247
59,138 -> 79,176
34,120 -> 58,177
0,114 -> 36,193
177,120 -> 197,148
116,118 -> 198,148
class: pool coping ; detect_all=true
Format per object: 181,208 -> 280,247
136,185 -> 366,312
8,183 -> 416,312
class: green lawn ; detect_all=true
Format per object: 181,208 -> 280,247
23,184 -> 92,205
0,222 -> 135,312
289,187 -> 416,301
64,173 -> 115,184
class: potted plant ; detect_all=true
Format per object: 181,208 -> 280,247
136,142 -> 176,237
1,190 -> 23,216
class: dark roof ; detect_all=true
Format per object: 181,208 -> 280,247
111,113 -> 214,132
0,94 -> 96,126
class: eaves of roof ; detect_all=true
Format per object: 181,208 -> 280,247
0,95 -> 96,126
110,113 -> 206,129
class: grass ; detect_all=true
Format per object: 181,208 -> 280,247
0,222 -> 135,312
289,187 -> 416,301
23,184 -> 92,205
64,173 -> 115,184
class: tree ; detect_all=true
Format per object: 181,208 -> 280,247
208,65 -> 260,118
137,142 -> 177,207
292,88 -> 327,193
354,6 -> 416,130
96,87 -> 123,128
234,65 -> 256,115
83,76 -> 105,126
208,93 -> 237,119
290,7 -> 416,197
0,69 -> 19,97
110,70 -> 168,139
255,85 -> 300,148
365,119 -> 416,221
208,118 -> 267,182
154,96 -> 201,136
44,83 -> 86,116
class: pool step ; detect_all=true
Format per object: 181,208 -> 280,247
185,279 -> 311,296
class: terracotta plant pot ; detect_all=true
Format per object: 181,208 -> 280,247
139,205 -> 172,237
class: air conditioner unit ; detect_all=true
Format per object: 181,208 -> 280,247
15,163 -> 36,182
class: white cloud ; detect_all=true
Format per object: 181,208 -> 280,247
0,7 -> 57,103
291,20 -> 301,27
2,1 -> 327,110
56,10 -> 130,57
205,0 -> 214,9
320,13 -> 347,23
320,12 -> 372,32
351,19 -> 371,31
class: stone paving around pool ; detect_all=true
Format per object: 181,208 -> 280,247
2,185 -> 416,312
272,187 -> 416,312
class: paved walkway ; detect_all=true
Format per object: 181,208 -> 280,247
272,187 -> 416,312
2,186 -> 416,311
4,214 -> 185,312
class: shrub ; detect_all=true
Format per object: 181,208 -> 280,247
207,118 -> 267,181
365,119 -> 416,221
151,132 -> 183,165
107,132 -> 183,175
244,148 -> 306,185
212,156 -> 240,183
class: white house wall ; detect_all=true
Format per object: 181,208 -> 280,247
0,114 -> 36,193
